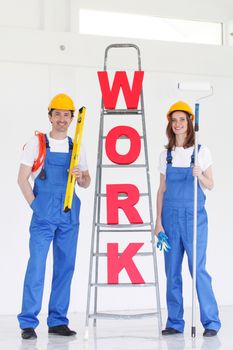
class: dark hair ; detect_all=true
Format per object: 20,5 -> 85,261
165,111 -> 194,150
48,109 -> 74,118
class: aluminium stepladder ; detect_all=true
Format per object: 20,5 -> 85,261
84,44 -> 162,339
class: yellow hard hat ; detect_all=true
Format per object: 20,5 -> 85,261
48,93 -> 75,111
167,101 -> 194,121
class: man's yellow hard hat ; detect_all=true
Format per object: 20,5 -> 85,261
48,93 -> 75,111
167,101 -> 194,121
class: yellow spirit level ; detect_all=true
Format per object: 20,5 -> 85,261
64,106 -> 86,212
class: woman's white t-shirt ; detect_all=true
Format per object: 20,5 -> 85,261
21,133 -> 88,180
158,145 -> 212,191
158,145 -> 212,175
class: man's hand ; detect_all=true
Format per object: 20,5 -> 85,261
72,167 -> 91,188
72,166 -> 83,181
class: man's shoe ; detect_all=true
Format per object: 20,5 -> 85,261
162,328 -> 182,335
48,325 -> 76,336
203,329 -> 217,337
21,328 -> 37,340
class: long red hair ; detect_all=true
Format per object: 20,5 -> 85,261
165,112 -> 194,150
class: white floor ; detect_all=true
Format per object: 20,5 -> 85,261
1,306 -> 232,350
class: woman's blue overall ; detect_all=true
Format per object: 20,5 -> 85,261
162,147 -> 221,332
18,136 -> 81,329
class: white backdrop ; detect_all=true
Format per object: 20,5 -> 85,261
0,0 -> 233,316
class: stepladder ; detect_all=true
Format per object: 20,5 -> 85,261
85,43 -> 162,339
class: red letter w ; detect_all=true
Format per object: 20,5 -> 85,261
97,71 -> 144,109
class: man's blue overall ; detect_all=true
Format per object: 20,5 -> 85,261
18,136 -> 81,329
162,146 -> 221,332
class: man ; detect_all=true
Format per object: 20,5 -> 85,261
17,93 -> 90,339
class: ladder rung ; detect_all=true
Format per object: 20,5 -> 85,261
93,252 -> 153,257
99,164 -> 147,168
102,135 -> 144,139
99,229 -> 152,232
103,109 -> 142,115
97,223 -> 152,228
89,312 -> 159,320
97,193 -> 149,198
91,283 -> 156,288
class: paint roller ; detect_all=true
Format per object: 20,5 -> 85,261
178,81 -> 213,338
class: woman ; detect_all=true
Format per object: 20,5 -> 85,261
155,101 -> 221,337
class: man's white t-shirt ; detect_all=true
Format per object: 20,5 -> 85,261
158,145 -> 212,191
21,133 -> 88,180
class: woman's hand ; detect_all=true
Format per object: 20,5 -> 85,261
192,165 -> 214,190
154,221 -> 165,237
192,165 -> 202,178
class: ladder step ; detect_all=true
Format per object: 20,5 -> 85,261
99,229 -> 152,232
103,109 -> 142,115
97,223 -> 152,228
93,252 -> 153,257
89,312 -> 159,320
99,164 -> 147,168
97,193 -> 149,198
91,283 -> 156,288
102,135 -> 144,139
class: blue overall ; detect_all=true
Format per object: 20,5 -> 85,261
18,136 -> 81,329
162,146 -> 221,332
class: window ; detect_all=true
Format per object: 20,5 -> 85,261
79,9 -> 222,46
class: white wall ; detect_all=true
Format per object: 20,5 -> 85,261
0,0 -> 233,316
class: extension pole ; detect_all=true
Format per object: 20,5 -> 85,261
178,81 -> 213,338
191,103 -> 199,338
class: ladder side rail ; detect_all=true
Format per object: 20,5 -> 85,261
85,107 -> 104,331
93,102 -> 105,326
140,81 -> 162,333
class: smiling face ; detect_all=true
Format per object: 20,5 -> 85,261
49,109 -> 73,134
170,111 -> 188,136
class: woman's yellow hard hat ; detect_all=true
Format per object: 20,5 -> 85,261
48,93 -> 75,111
167,101 -> 194,121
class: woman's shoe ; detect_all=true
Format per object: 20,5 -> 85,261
203,329 -> 217,337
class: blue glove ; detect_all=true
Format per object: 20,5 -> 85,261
156,232 -> 171,252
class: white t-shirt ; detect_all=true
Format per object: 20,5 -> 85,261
158,145 -> 212,192
21,133 -> 88,180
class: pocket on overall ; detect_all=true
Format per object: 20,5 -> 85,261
47,154 -> 69,185
30,193 -> 54,219
165,171 -> 188,201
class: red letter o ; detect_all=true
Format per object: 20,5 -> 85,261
105,126 -> 141,164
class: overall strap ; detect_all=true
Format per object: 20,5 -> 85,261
190,144 -> 201,166
68,136 -> 73,151
44,134 -> 50,149
166,150 -> 173,164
